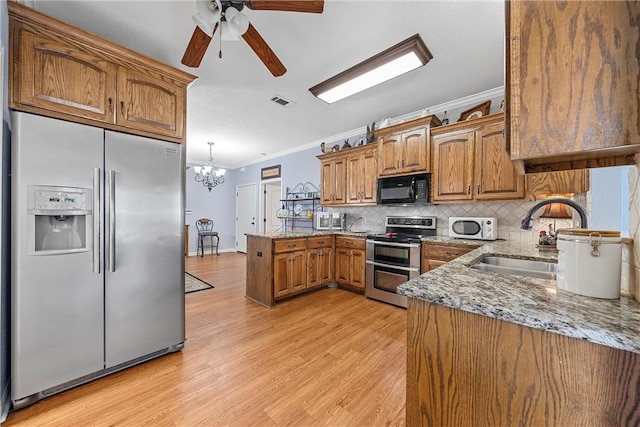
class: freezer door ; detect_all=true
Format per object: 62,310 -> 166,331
11,112 -> 105,400
104,131 -> 185,367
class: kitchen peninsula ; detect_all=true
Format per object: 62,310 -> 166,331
245,231 -> 369,308
400,240 -> 640,425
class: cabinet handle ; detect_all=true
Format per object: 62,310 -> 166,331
477,183 -> 480,195
108,98 -> 113,115
397,160 -> 400,169
467,183 -> 471,195
120,101 -> 125,118
402,159 -> 405,168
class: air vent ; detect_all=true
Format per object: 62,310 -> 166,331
270,95 -> 296,108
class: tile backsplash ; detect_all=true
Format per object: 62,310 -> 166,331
329,200 -> 578,244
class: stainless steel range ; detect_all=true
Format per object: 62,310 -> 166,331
365,216 -> 436,308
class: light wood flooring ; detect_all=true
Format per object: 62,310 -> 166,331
5,253 -> 407,426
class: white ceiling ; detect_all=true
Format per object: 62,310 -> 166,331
32,0 -> 506,169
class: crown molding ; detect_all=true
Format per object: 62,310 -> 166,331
239,86 -> 505,168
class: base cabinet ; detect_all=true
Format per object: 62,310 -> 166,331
421,242 -> 480,274
407,299 -> 640,426
307,236 -> 333,288
335,236 -> 366,290
273,251 -> 307,298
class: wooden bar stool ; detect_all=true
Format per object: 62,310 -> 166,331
196,218 -> 219,256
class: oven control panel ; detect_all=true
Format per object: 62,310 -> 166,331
386,216 -> 436,229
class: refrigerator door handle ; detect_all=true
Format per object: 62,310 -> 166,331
93,168 -> 101,274
108,169 -> 116,272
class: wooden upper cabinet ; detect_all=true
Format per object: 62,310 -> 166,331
507,0 -> 640,173
13,31 -> 117,123
320,144 -> 376,207
525,170 -> 590,197
8,1 -> 195,144
320,155 -> 346,206
346,145 -> 377,205
432,114 -> 524,203
432,129 -> 475,202
377,115 -> 441,177
474,120 -> 524,200
117,67 -> 184,140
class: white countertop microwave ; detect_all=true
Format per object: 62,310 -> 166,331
448,217 -> 498,240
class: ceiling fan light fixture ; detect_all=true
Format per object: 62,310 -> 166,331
191,12 -> 216,35
229,11 -> 250,36
309,34 -> 432,104
195,0 -> 219,21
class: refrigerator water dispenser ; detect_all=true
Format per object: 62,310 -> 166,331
27,186 -> 92,255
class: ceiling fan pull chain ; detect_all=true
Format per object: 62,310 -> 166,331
218,14 -> 223,58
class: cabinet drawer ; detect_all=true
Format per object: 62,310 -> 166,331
421,243 -> 479,262
307,236 -> 333,249
335,236 -> 365,250
274,239 -> 307,253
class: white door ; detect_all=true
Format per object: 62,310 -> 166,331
236,183 -> 257,253
263,180 -> 282,233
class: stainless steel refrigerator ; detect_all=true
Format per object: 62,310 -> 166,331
10,111 -> 185,408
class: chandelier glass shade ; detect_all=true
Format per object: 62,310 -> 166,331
194,142 -> 226,192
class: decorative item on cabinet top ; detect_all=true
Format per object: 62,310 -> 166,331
457,100 -> 492,122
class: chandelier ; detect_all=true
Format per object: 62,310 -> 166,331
193,142 -> 226,192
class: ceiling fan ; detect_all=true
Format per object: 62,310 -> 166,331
181,0 -> 324,76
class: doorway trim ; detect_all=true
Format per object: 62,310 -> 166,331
235,182 -> 257,253
260,178 -> 282,234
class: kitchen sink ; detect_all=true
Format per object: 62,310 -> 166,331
470,255 -> 557,280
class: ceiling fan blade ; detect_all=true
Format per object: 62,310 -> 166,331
181,23 -> 219,67
245,1 -> 324,13
241,23 -> 287,77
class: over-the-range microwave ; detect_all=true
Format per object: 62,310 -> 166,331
377,173 -> 430,205
448,217 -> 498,240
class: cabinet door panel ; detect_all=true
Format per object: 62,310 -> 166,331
333,158 -> 346,204
16,31 -> 116,123
509,1 -> 640,160
320,160 -> 335,205
117,67 -> 184,139
350,249 -> 366,289
378,134 -> 401,176
335,248 -> 351,285
307,249 -> 320,288
402,128 -> 428,172
346,155 -> 363,204
273,253 -> 290,298
319,248 -> 333,285
432,132 -> 474,202
290,251 -> 307,293
475,122 -> 524,200
361,148 -> 378,203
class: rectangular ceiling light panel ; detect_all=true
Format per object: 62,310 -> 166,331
309,34 -> 432,104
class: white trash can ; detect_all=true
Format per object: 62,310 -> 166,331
556,229 -> 622,299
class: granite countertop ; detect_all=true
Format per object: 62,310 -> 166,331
246,230 -> 373,239
399,240 -> 640,354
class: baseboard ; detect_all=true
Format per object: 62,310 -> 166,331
187,248 -> 237,257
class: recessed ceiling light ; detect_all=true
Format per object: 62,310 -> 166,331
309,34 -> 432,104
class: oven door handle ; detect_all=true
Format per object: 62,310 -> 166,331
366,240 -> 421,249
365,260 -> 420,272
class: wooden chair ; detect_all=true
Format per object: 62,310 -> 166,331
195,218 -> 219,257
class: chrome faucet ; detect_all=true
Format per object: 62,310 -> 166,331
521,197 -> 588,230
